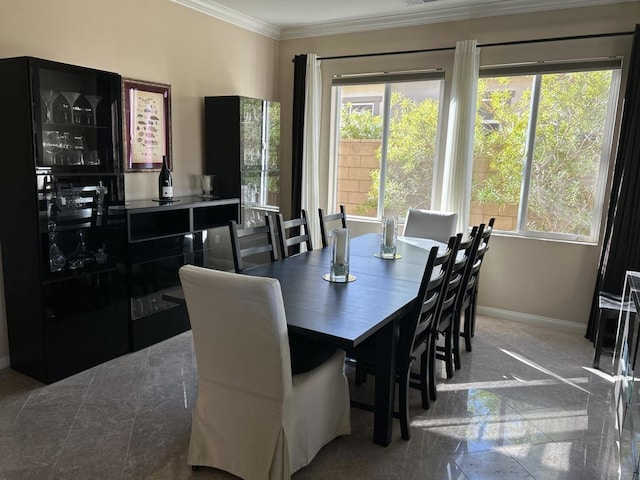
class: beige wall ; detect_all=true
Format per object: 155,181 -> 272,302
277,3 -> 638,328
0,0 -> 279,364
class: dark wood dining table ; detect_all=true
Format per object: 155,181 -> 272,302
242,232 -> 446,446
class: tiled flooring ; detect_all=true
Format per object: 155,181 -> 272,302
0,315 -> 635,479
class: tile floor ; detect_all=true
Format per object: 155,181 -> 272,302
0,315 -> 635,479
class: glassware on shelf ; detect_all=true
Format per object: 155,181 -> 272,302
42,130 -> 62,165
59,91 -> 81,124
95,244 -> 108,265
73,95 -> 91,126
84,95 -> 102,126
58,132 -> 72,165
67,230 -> 95,270
40,90 -> 58,124
200,175 -> 215,198
70,134 -> 85,165
48,231 -> 66,272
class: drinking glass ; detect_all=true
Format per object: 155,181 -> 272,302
84,95 -> 102,126
60,91 -> 81,124
330,228 -> 350,282
70,134 -> 86,165
40,90 -> 58,123
42,130 -> 61,165
58,132 -> 72,165
67,230 -> 94,269
201,174 -> 215,198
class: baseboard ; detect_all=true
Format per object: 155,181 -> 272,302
477,306 -> 585,332
0,355 -> 9,370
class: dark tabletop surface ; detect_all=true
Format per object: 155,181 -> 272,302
243,233 -> 446,349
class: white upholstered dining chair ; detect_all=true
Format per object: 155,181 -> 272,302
179,265 -> 351,479
403,208 -> 458,243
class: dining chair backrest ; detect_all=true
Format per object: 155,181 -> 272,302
403,208 -> 458,243
454,224 -> 485,315
319,205 -> 347,248
179,264 -> 351,478
275,210 -> 313,258
228,216 -> 277,273
401,237 -> 457,364
436,232 -> 468,324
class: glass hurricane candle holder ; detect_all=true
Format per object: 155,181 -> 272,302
380,216 -> 398,259
330,228 -> 350,282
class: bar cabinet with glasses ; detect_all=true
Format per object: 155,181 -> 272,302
0,56 -> 128,383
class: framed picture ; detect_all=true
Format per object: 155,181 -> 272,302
122,78 -> 172,171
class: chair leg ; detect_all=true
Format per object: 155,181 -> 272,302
399,369 -> 411,441
444,327 -> 454,379
593,310 -> 606,369
470,289 -> 477,338
453,314 -> 462,371
463,304 -> 473,352
429,334 -> 438,401
419,349 -> 430,410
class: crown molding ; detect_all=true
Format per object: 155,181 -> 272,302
170,0 -> 281,39
280,0 -> 639,40
171,0 -> 638,41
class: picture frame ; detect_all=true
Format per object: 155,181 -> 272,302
122,78 -> 172,172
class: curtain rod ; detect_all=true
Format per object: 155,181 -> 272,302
315,31 -> 634,61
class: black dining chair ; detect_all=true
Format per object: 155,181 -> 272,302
452,224 -> 485,369
462,217 -> 495,350
349,234 -> 458,440
318,205 -> 347,248
275,210 -> 313,258
228,216 -> 277,273
432,232 -> 473,382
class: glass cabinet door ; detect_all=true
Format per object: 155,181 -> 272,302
30,59 -> 122,174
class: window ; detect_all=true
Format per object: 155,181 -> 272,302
471,60 -> 621,242
331,72 -> 445,219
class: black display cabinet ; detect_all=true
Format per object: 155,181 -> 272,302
204,96 -> 280,227
0,57 -> 128,383
123,197 -> 239,350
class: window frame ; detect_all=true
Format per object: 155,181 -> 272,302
476,59 -> 622,243
330,70 -> 446,221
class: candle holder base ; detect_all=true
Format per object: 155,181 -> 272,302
322,273 -> 356,283
374,253 -> 402,260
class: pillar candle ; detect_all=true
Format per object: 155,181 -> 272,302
335,228 -> 347,265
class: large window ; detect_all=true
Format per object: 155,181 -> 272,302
471,61 -> 621,242
331,73 -> 444,219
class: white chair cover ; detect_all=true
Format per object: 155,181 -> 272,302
179,265 -> 351,479
403,208 -> 459,243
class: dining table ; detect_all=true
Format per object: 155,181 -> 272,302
242,232 -> 447,446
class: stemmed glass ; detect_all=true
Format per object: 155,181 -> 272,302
67,230 -> 94,270
42,130 -> 62,165
84,95 -> 102,126
60,91 -> 81,124
40,90 -> 58,124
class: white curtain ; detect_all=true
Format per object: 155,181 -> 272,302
441,40 -> 480,232
301,54 -> 323,249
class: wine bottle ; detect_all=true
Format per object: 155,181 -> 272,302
158,155 -> 173,200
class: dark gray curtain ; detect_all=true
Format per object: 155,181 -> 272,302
291,54 -> 307,219
587,24 -> 640,340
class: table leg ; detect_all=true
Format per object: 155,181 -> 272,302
373,319 -> 398,446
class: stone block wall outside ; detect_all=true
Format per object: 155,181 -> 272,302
338,139 -> 518,229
